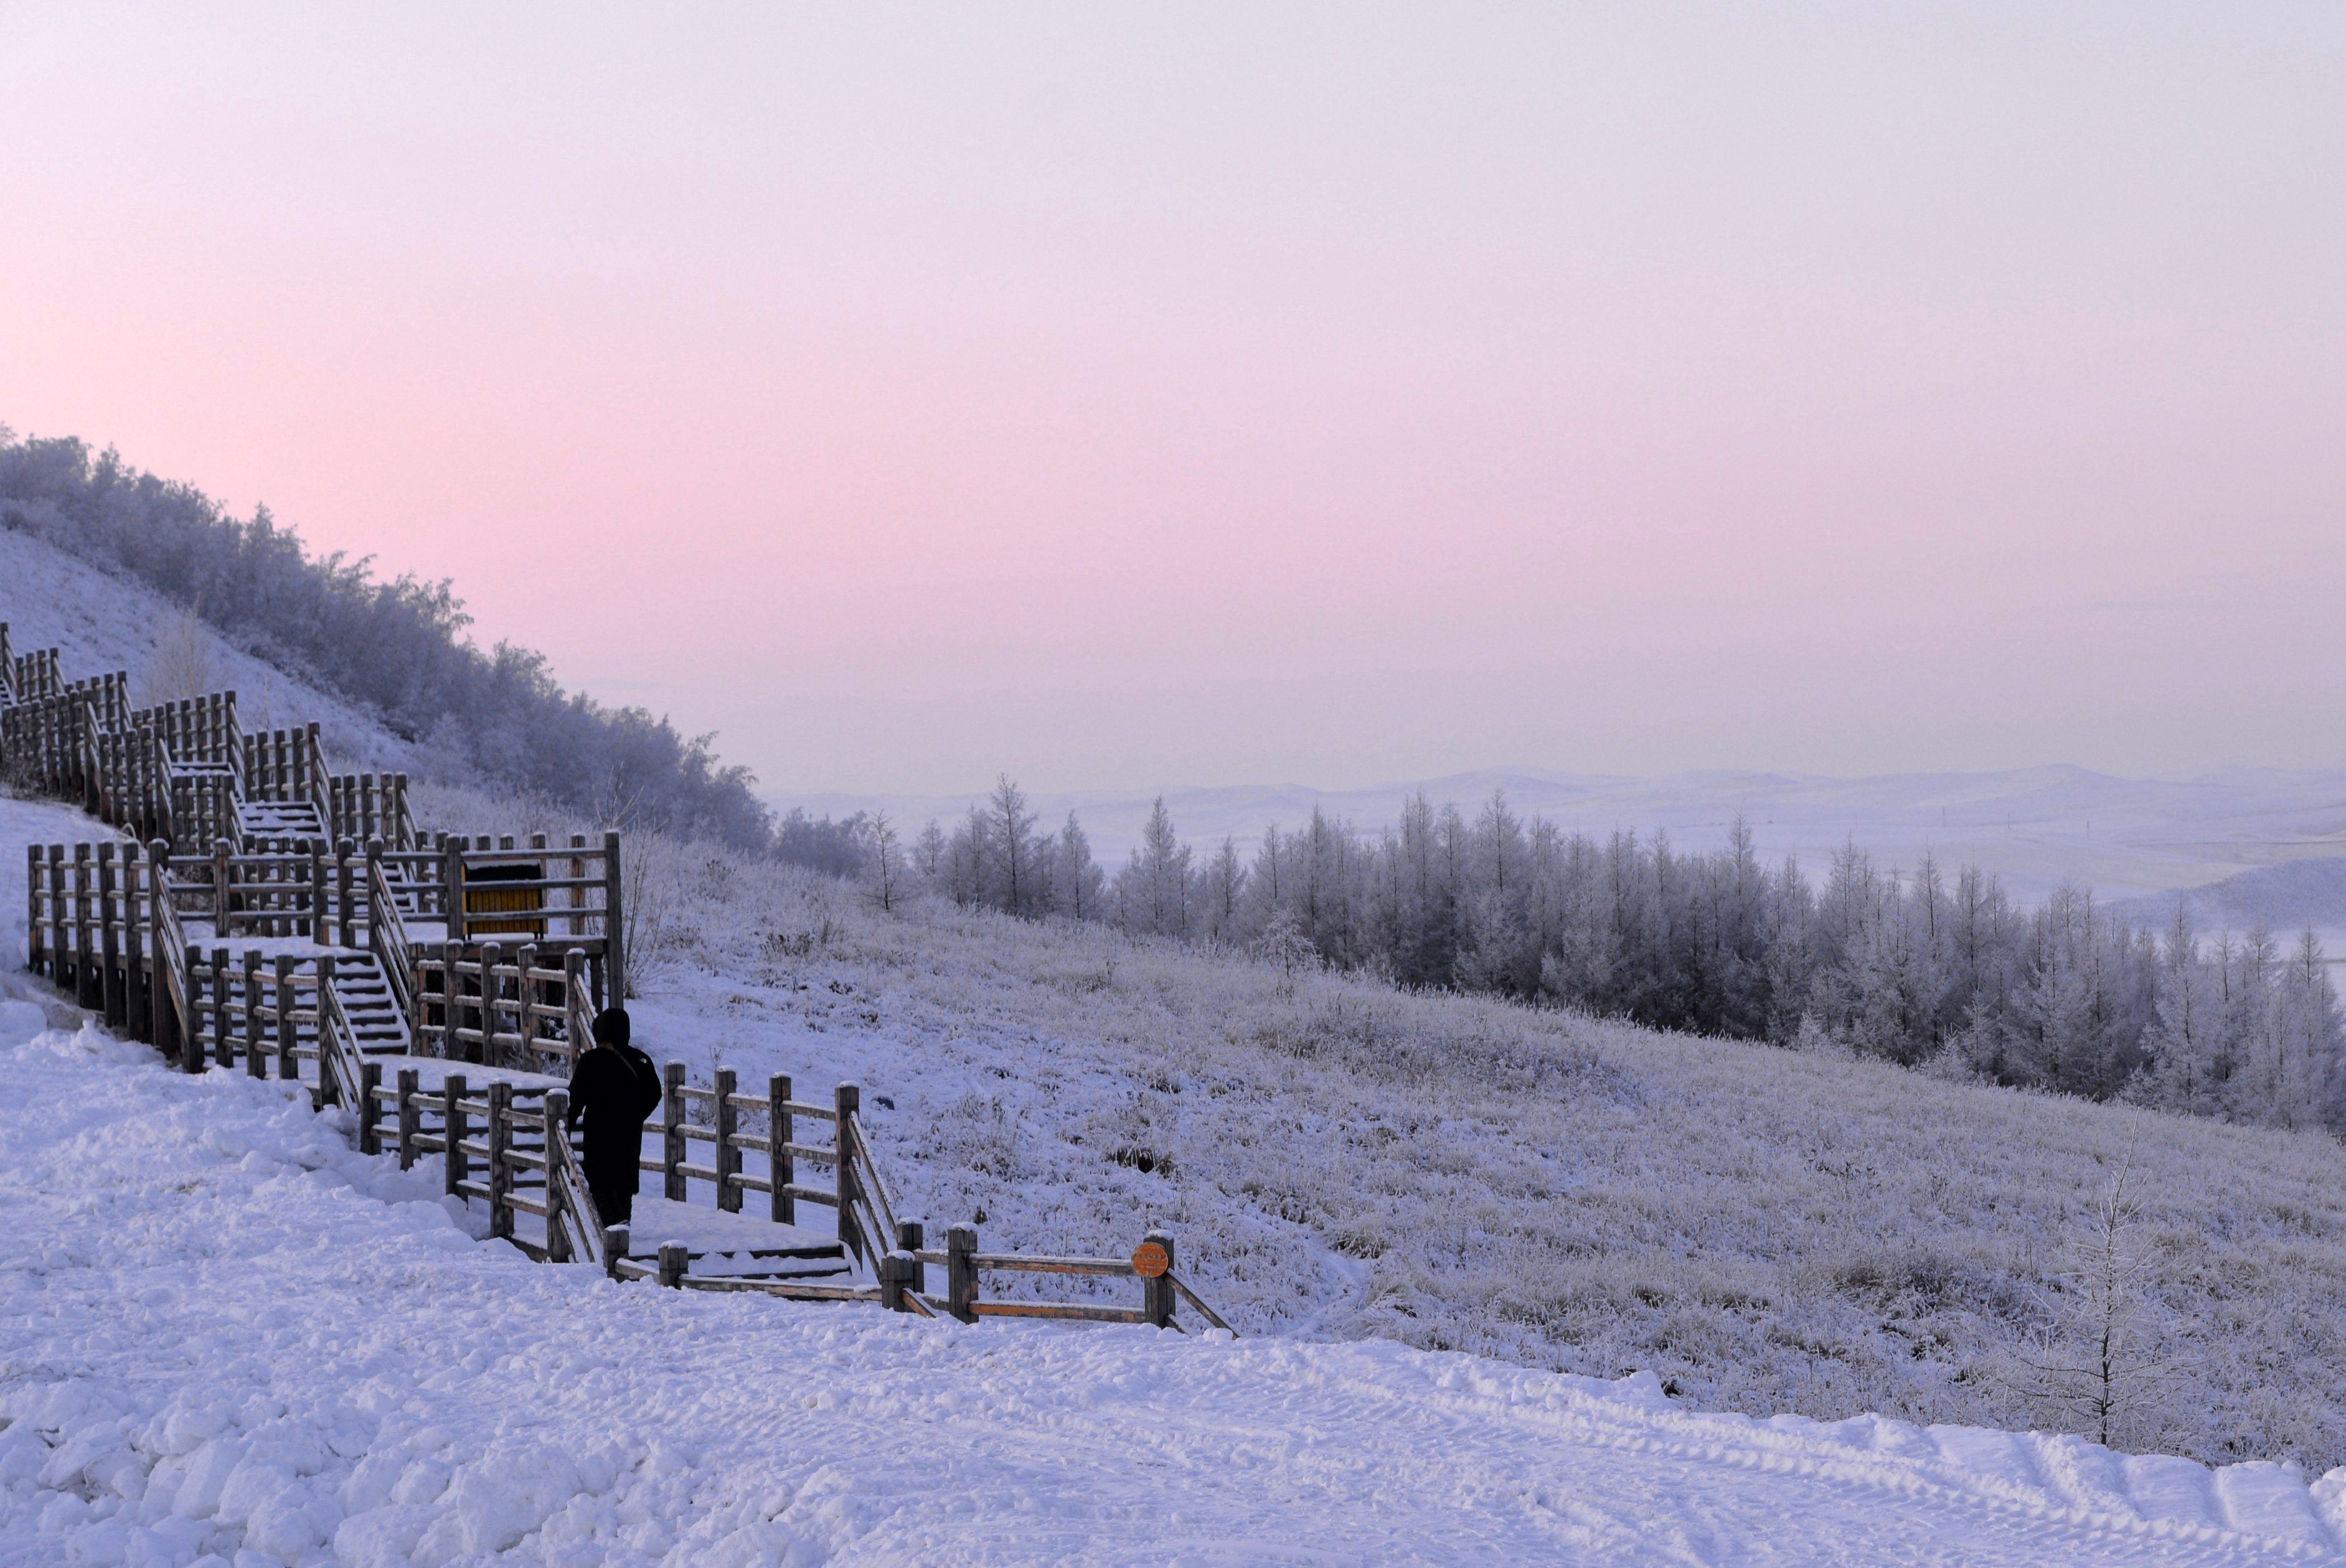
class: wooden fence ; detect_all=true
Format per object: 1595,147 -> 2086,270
414,832 -> 624,1010
0,626 -> 67,707
26,837 -> 182,1058
606,1216 -> 1232,1333
325,771 -> 417,849
245,722 -> 326,804
1,688 -> 104,806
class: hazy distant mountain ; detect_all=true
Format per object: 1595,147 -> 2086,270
2111,858 -> 2346,947
773,765 -> 2346,906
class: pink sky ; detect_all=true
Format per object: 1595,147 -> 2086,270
3,4 -> 2342,794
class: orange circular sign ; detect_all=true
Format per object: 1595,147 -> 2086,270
1131,1241 -> 1169,1279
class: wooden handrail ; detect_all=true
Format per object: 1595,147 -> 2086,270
542,1091 -> 605,1269
314,970 -> 369,1114
849,1112 -> 901,1244
1166,1272 -> 1233,1333
367,852 -> 415,1024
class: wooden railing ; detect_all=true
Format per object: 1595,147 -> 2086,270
130,690 -> 242,787
648,1065 -> 871,1252
907,1226 -> 1235,1333
438,833 -> 623,990
180,944 -> 317,1081
326,772 -> 417,850
2,690 -> 102,805
26,837 -> 195,1061
415,941 -> 585,1070
244,721 -> 326,805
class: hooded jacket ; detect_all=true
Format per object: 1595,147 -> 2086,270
566,1038 -> 663,1194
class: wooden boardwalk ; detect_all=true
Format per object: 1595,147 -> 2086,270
3,622 -> 1230,1332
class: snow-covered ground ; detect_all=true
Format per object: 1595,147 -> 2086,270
15,787 -> 2346,1561
7,985 -> 2346,1565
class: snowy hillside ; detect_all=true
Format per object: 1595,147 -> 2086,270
0,526 -> 412,771
778,763 -> 2346,908
166,789 -> 2346,1475
4,789 -> 2344,1564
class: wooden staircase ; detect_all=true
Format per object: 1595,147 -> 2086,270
236,795 -> 327,843
324,949 -> 412,1056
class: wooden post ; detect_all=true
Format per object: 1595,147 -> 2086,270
182,950 -> 207,1074
486,1080 -> 512,1241
657,1241 -> 687,1289
273,955 -> 298,1080
714,1066 -> 739,1214
544,1089 -> 572,1263
212,836 -> 231,942
443,835 -> 466,946
880,1251 -> 913,1313
567,833 -> 586,941
480,941 -> 502,1068
209,944 -> 233,1072
72,844 -> 95,1010
1142,1230 -> 1177,1330
365,835 -> 385,948
238,951 -> 261,1076
336,836 -> 355,949
768,1073 -> 793,1226
603,1225 -> 629,1281
662,1061 -> 687,1201
25,845 -> 45,980
314,954 -> 339,1108
563,948 -> 587,1064
516,942 -> 539,1068
359,1061 -> 382,1156
147,840 -> 174,1056
397,1068 -> 420,1169
51,845 -> 71,991
307,829 -> 326,942
123,849 -> 147,1043
601,829 -> 625,1003
835,1082 -> 861,1261
946,1224 -> 978,1324
443,1073 -> 469,1199
96,843 -> 122,1028
897,1221 -> 925,1298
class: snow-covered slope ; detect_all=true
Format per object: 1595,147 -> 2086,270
4,980 -> 2343,1564
210,791 -> 2346,1474
0,527 -> 411,771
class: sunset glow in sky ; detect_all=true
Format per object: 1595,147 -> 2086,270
4,4 -> 2342,794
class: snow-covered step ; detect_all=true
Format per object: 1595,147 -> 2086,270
237,797 -> 326,843
324,951 -> 412,1055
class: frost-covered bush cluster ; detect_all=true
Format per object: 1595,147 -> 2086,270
0,430 -> 770,848
887,781 -> 2346,1132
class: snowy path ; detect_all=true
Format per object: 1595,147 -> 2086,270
4,1019 -> 2344,1565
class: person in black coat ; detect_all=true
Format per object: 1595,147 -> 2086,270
565,1007 -> 662,1226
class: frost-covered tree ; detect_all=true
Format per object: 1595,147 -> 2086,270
1115,797 -> 1195,939
988,774 -> 1041,918
1057,812 -> 1104,922
865,812 -> 904,914
792,766 -> 2346,1129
